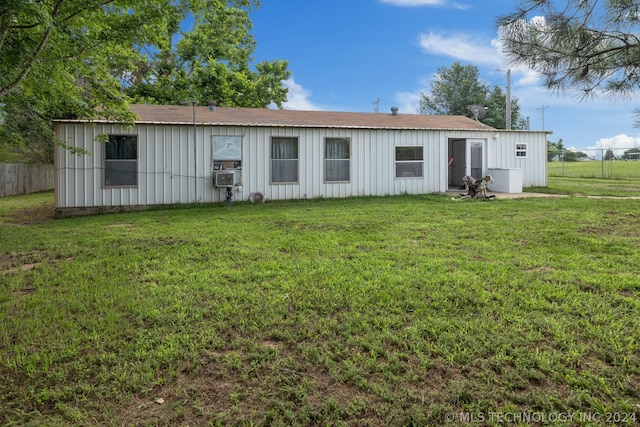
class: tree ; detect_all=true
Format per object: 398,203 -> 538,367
1,0 -> 163,117
548,138 -> 564,161
123,0 -> 290,108
0,0 -> 167,162
0,0 -> 291,163
498,0 -> 640,123
419,62 -> 527,130
562,149 -> 588,161
604,148 -> 616,160
484,85 -> 528,130
622,148 -> 640,159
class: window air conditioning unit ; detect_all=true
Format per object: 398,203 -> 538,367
213,171 -> 235,187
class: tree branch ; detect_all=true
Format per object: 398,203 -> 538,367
0,0 -> 63,98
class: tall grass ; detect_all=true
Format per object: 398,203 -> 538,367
1,191 -> 639,426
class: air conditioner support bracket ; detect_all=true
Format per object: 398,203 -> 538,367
225,186 -> 233,205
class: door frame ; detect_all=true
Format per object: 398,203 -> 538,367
447,138 -> 487,188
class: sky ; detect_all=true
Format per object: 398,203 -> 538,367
249,0 -> 640,156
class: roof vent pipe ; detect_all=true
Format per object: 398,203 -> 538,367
208,100 -> 217,111
391,107 -> 399,116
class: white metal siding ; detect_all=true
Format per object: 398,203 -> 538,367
489,131 -> 547,187
54,122 -> 548,209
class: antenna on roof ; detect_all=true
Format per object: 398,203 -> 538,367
373,98 -> 380,113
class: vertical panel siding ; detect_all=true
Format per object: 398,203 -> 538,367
55,122 -> 548,210
489,131 -> 547,187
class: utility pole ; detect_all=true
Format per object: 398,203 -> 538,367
373,98 -> 380,113
191,100 -> 197,202
537,104 -> 548,130
496,69 -> 512,130
506,69 -> 511,130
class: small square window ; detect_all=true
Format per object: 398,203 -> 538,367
515,143 -> 528,158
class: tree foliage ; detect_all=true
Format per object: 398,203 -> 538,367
498,0 -> 640,100
604,148 -> 616,160
419,62 -> 527,130
0,0 -> 290,163
569,150 -> 589,160
548,138 -> 564,161
622,147 -> 640,159
1,0 -> 160,162
0,0 -> 161,118
123,0 -> 291,107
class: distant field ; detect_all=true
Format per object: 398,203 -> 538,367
548,159 -> 640,179
526,175 -> 640,197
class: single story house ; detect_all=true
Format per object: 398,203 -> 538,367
53,104 -> 549,214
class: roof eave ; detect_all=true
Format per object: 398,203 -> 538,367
53,118 -> 493,132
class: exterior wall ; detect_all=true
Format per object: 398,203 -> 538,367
488,131 -> 548,187
54,122 -> 547,210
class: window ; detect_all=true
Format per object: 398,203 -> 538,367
325,138 -> 350,182
395,146 -> 423,178
104,135 -> 137,187
271,137 -> 298,183
212,136 -> 242,170
515,143 -> 528,158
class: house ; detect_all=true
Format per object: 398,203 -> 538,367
53,104 -> 549,215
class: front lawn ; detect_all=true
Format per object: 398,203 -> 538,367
1,191 -> 639,426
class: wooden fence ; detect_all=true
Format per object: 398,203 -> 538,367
0,163 -> 54,197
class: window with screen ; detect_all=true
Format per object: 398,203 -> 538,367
395,146 -> 423,178
104,135 -> 137,187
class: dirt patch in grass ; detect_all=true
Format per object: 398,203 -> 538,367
117,346 -> 382,426
2,200 -> 55,225
10,287 -> 37,297
1,251 -> 73,275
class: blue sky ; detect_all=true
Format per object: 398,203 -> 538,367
250,0 -> 640,155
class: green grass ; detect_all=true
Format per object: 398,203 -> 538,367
526,175 -> 640,197
548,159 -> 640,180
1,189 -> 640,426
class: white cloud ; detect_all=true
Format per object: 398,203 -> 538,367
394,91 -> 423,114
591,134 -> 640,156
380,0 -> 468,9
419,32 -> 503,66
282,78 -> 324,111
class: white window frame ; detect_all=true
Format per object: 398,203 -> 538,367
212,135 -> 243,170
271,137 -> 299,183
395,146 -> 424,178
324,137 -> 351,182
515,142 -> 528,159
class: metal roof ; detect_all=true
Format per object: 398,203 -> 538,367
56,104 -> 497,131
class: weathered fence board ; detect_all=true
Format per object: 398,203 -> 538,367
0,163 -> 54,197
